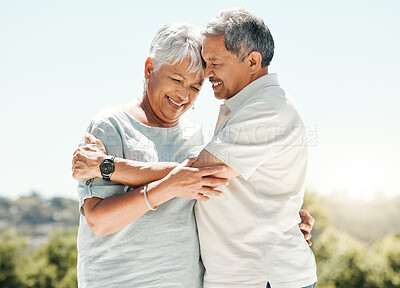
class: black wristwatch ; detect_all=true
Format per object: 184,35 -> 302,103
99,155 -> 115,181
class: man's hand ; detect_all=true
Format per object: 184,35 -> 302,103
72,133 -> 107,179
299,209 -> 315,246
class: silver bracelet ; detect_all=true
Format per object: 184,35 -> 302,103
143,185 -> 157,211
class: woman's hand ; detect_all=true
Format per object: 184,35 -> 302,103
72,133 -> 107,179
162,158 -> 229,201
299,209 -> 315,246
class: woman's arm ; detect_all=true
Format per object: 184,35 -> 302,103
72,132 -> 179,187
83,158 -> 228,236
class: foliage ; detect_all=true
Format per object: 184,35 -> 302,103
1,193 -> 400,287
303,192 -> 400,288
0,228 -> 78,288
0,229 -> 27,287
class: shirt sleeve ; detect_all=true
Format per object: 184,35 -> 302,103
203,101 -> 290,180
77,118 -> 127,215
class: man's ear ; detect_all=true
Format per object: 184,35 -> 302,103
247,51 -> 262,75
144,57 -> 154,81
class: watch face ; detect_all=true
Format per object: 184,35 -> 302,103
102,163 -> 113,174
100,160 -> 114,175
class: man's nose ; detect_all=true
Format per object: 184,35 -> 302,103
204,65 -> 214,79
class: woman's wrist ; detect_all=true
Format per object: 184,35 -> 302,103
145,179 -> 176,208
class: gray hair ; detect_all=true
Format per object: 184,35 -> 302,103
149,23 -> 204,79
203,7 -> 274,67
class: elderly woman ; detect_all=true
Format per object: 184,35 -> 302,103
74,23 -> 228,287
73,22 -> 314,287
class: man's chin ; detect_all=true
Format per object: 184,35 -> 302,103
213,91 -> 229,100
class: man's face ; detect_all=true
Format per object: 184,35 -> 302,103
201,35 -> 251,100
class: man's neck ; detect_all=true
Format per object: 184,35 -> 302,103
249,66 -> 268,83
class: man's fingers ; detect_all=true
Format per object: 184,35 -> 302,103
198,165 -> 227,176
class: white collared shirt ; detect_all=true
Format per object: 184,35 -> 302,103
195,74 -> 317,288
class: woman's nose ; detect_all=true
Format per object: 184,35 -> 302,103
176,87 -> 189,100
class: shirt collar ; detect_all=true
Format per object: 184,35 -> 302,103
224,73 -> 280,112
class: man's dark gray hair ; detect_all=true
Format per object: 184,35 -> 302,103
203,7 -> 274,67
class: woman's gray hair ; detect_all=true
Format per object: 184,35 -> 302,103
203,7 -> 274,67
149,23 -> 204,79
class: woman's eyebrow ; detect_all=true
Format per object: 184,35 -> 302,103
171,72 -> 186,80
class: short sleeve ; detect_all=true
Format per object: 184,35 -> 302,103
204,102 -> 288,180
77,119 -> 127,215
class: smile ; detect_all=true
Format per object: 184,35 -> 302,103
167,96 -> 185,107
210,78 -> 223,88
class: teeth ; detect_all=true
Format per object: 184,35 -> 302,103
212,81 -> 222,87
167,96 -> 184,106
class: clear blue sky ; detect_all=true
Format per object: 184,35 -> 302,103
1,0 -> 399,200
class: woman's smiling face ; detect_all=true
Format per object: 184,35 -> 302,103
145,57 -> 204,127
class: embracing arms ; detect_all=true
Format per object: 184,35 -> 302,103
73,134 -> 228,236
73,133 -> 178,187
81,158 -> 227,236
73,133 -> 314,244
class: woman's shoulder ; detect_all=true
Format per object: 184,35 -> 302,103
90,104 -> 132,128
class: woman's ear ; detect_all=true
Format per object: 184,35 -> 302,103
144,57 -> 154,80
247,51 -> 262,75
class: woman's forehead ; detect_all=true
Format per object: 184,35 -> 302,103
159,60 -> 204,84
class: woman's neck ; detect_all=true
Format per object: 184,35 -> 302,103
123,93 -> 178,128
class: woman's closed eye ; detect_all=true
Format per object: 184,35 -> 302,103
171,77 -> 182,83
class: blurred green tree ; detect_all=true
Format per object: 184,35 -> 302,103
0,229 -> 27,288
19,227 -> 78,288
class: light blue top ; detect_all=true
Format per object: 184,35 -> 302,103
76,105 -> 204,288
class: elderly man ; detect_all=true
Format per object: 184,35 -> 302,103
73,7 -> 317,288
190,8 -> 317,288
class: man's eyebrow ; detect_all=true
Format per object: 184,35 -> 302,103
206,56 -> 220,62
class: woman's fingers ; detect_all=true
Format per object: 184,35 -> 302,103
197,165 -> 227,176
201,176 -> 229,188
84,132 -> 100,144
180,157 -> 198,167
299,223 -> 313,234
200,187 -> 223,197
196,193 -> 210,201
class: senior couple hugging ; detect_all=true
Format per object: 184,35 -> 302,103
72,7 -> 317,288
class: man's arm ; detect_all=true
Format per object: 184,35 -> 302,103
73,133 -> 178,187
191,149 -> 239,180
192,148 -> 315,246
